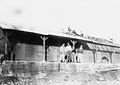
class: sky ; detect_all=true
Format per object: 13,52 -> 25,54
0,0 -> 120,43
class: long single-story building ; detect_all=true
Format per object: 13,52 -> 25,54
1,26 -> 120,64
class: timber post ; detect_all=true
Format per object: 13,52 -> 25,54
4,32 -> 12,60
93,51 -> 96,63
40,36 -> 48,62
4,32 -> 8,56
94,45 -> 98,63
70,40 -> 77,50
110,52 -> 112,63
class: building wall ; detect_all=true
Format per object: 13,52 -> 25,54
47,46 -> 60,62
14,43 -> 120,64
14,43 -> 60,62
0,28 -> 5,54
47,47 -> 95,63
96,51 -> 111,63
14,43 -> 25,61
14,43 -> 44,61
25,44 -> 44,61
112,53 -> 116,64
112,53 -> 120,64
0,28 -> 4,40
114,53 -> 120,63
82,50 -> 112,64
6,61 -> 120,77
83,50 -> 94,63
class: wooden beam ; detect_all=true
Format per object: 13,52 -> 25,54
70,40 -> 77,50
93,51 -> 96,63
40,36 -> 48,62
110,52 -> 112,63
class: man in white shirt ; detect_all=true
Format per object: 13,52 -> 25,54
65,43 -> 72,52
60,44 -> 65,62
76,45 -> 84,63
65,43 -> 72,62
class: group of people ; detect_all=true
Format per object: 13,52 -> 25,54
60,43 -> 84,63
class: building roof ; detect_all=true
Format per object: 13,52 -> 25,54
0,23 -> 120,48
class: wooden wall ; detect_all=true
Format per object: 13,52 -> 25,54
83,50 -> 94,63
47,46 -> 60,62
14,43 -> 44,61
13,43 -> 120,64
0,28 -> 5,54
25,44 -> 44,61
96,52 -> 111,63
14,43 -> 25,61
112,53 -> 120,64
83,51 -> 120,64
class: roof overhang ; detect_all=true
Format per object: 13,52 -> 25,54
0,23 -> 120,48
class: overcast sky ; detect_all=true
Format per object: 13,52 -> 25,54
0,0 -> 120,43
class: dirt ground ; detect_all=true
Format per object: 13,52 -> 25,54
1,62 -> 120,85
28,71 -> 120,85
1,70 -> 120,85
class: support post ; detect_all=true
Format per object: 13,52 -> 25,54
40,36 -> 48,62
70,40 -> 77,50
110,52 -> 112,63
4,32 -> 12,58
5,32 -> 8,56
95,49 -> 98,63
93,51 -> 96,63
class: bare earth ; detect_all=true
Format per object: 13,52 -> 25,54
29,71 -> 120,85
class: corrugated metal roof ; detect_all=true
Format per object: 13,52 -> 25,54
87,43 -> 95,50
0,23 -> 48,35
87,43 -> 120,53
48,32 -> 92,41
0,23 -> 120,47
92,40 -> 120,47
97,45 -> 103,51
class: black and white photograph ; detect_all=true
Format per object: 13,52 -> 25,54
0,0 -> 120,85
